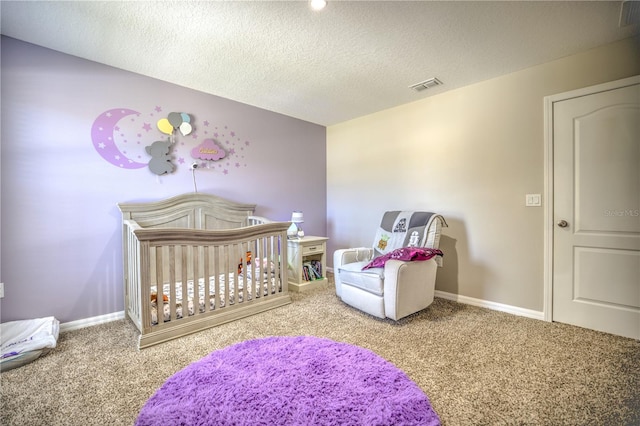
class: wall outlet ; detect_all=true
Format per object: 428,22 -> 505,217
0,282 -> 4,298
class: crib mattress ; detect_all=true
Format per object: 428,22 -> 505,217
150,269 -> 280,325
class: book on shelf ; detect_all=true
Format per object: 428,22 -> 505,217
302,260 -> 323,281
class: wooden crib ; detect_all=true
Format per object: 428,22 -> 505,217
118,193 -> 291,349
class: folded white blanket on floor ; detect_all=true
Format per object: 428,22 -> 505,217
1,316 -> 60,361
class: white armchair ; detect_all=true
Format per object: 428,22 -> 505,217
334,211 -> 447,320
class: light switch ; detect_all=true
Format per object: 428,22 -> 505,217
526,194 -> 541,207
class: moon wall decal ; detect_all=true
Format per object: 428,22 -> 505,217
91,108 -> 147,169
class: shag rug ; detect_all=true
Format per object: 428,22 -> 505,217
135,336 -> 440,426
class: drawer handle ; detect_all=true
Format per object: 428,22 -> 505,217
307,246 -> 317,251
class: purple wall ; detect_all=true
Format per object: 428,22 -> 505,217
0,37 -> 326,323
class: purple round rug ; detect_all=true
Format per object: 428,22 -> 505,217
136,336 -> 440,426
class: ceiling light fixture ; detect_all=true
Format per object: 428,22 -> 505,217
409,77 -> 443,92
310,0 -> 327,11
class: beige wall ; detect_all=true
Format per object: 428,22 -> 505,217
326,37 -> 640,312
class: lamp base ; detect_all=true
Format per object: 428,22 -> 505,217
287,222 -> 299,239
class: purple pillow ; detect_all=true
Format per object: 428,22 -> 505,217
362,247 -> 443,270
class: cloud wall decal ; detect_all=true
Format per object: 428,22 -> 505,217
191,138 -> 226,161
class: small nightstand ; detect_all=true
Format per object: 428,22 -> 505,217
287,236 -> 329,292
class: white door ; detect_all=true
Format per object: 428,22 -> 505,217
551,77 -> 640,340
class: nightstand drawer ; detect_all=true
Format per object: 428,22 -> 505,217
302,244 -> 324,255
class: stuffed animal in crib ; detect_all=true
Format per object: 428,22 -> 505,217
238,251 -> 252,274
237,252 -> 277,274
150,292 -> 169,304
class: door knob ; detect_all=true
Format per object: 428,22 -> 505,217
557,220 -> 569,228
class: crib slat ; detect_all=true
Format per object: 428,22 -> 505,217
250,238 -> 259,299
169,246 -> 176,322
241,241 -> 248,304
156,246 -> 164,325
259,238 -> 265,298
238,242 -> 243,303
213,245 -> 220,310
270,235 -> 278,295
223,245 -> 230,308
181,245 -> 188,320
273,236 -> 279,294
272,236 -> 278,294
267,237 -> 274,296
269,235 -> 282,294
139,240 -> 152,331
253,238 -> 260,299
231,243 -> 239,305
203,245 -> 210,313
262,237 -> 269,296
191,245 -> 199,316
274,237 -> 279,294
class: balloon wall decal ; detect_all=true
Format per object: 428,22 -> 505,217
157,112 -> 193,136
168,112 -> 182,128
156,118 -> 174,135
179,122 -> 192,136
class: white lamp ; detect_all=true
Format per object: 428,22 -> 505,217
289,211 -> 304,239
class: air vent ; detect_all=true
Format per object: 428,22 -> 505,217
620,0 -> 640,27
409,77 -> 443,92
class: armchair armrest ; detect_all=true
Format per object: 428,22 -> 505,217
334,247 -> 373,267
383,258 -> 438,320
333,247 -> 373,297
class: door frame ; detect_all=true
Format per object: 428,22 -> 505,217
542,75 -> 640,322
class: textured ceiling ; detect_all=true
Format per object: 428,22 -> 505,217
1,1 -> 638,126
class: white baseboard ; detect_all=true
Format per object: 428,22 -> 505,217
328,268 -> 543,320
60,311 -> 125,333
435,290 -> 545,321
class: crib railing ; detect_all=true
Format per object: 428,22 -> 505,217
122,220 -> 290,347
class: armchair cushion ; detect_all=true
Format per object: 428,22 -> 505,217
338,261 -> 385,296
362,247 -> 443,270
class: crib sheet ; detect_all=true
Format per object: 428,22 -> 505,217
150,267 -> 280,325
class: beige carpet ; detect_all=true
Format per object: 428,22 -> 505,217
2,276 -> 639,425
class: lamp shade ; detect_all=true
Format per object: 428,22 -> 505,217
291,211 -> 304,223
